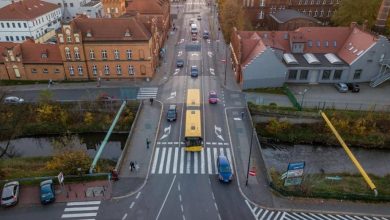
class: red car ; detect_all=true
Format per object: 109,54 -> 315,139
208,91 -> 218,104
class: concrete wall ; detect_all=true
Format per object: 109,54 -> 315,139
242,48 -> 287,89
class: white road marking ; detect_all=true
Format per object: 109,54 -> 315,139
226,148 -> 233,174
186,151 -> 191,174
194,152 -> 198,174
173,147 -> 179,174
168,142 -> 173,144
213,148 -> 218,174
136,192 -> 141,199
212,142 -> 217,145
66,201 -> 101,206
151,148 -> 160,174
207,148 -> 212,174
129,202 -> 135,209
158,148 -> 166,174
156,175 -> 176,220
165,147 -> 172,173
122,213 -> 128,220
180,147 -> 185,174
233,117 -> 241,121
64,207 -> 99,212
61,213 -> 97,218
201,149 -> 205,174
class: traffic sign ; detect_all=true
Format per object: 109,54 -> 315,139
58,172 -> 64,184
249,167 -> 256,176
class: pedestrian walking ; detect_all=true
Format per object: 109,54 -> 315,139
129,161 -> 134,171
149,98 -> 154,105
146,138 -> 150,149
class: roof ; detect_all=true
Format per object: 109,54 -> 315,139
71,17 -> 151,41
0,0 -> 60,20
235,25 -> 379,66
126,0 -> 168,14
0,41 -> 62,64
270,9 -> 320,24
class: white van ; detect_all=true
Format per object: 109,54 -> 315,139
191,23 -> 198,34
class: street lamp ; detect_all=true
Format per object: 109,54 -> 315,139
298,88 -> 309,108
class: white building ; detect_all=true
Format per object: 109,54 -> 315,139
0,0 -> 62,43
48,0 -> 103,21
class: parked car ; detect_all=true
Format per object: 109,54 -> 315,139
3,96 -> 24,104
1,181 -> 20,207
217,155 -> 233,183
197,15 -> 201,20
190,66 -> 199,77
334,83 -> 348,93
191,34 -> 197,41
176,59 -> 184,68
166,104 -> 177,122
203,31 -> 209,39
346,83 -> 360,93
208,90 -> 218,104
40,179 -> 55,205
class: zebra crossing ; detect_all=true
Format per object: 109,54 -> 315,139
61,200 -> 101,219
245,200 -> 389,220
151,146 -> 233,175
136,87 -> 158,99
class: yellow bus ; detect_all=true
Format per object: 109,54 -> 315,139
186,89 -> 200,107
184,109 -> 202,151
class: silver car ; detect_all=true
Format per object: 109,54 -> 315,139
3,96 -> 24,104
1,181 -> 20,207
334,83 -> 348,93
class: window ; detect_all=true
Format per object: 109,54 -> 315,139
54,68 -> 60,74
65,47 -> 71,59
114,50 -> 120,60
316,40 -> 320,47
308,40 -> 312,47
333,70 -> 342,80
128,65 -> 134,75
288,70 -> 298,80
324,41 -> 329,47
0,23 -> 3,28
101,50 -> 107,60
18,23 -> 21,28
12,23 -> 15,28
104,65 -> 109,75
69,66 -> 74,75
126,50 -> 132,60
78,65 -> 83,75
16,36 -> 19,41
64,3 -> 67,7
353,69 -> 362,79
322,70 -> 331,80
89,50 -> 95,59
6,36 -> 9,41
6,23 -> 10,28
74,47 -> 80,60
116,65 -> 122,74
31,68 -> 37,74
10,36 -> 14,41
43,68 -> 48,74
66,35 -> 71,43
300,70 -> 309,80
21,36 -> 25,40
92,65 -> 98,75
70,3 -> 73,7
333,40 -> 337,47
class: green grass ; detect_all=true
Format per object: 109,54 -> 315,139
244,87 -> 285,95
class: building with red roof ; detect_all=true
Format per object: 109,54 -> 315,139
230,23 -> 390,89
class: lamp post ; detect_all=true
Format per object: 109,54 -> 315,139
299,88 -> 308,108
245,123 -> 255,186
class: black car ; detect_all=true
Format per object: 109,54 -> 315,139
167,105 -> 177,121
176,59 -> 184,68
346,83 -> 360,93
190,66 -> 199,77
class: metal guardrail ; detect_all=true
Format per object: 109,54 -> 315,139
282,85 -> 302,111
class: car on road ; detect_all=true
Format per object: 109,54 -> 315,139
166,105 -> 177,122
197,15 -> 201,20
40,179 -> 55,205
190,66 -> 199,77
217,155 -> 233,183
3,96 -> 24,104
191,34 -> 197,41
208,90 -> 218,104
1,181 -> 20,207
334,83 -> 348,93
346,83 -> 360,93
176,59 -> 184,68
203,31 -> 209,39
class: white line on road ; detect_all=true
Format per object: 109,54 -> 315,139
179,194 -> 182,202
156,175 -> 176,220
66,201 -> 101,206
122,213 -> 128,220
207,148 -> 212,174
64,207 -> 99,212
165,147 -> 172,173
151,148 -> 160,174
158,147 -> 167,174
201,149 -> 205,174
213,148 -> 218,174
186,151 -> 191,174
173,147 -> 179,174
180,147 -> 184,174
61,213 -> 97,218
136,192 -> 141,199
194,152 -> 198,174
129,202 -> 135,209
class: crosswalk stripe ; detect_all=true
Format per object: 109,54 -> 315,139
165,147 -> 172,174
194,152 -> 198,174
158,148 -> 166,174
207,148 -> 212,174
64,207 -> 99,212
353,216 -> 366,220
151,147 -> 160,174
186,151 -> 191,174
273,211 -> 281,220
255,208 -> 264,218
326,214 -> 341,220
266,211 -> 275,220
213,148 -> 218,174
173,147 -> 178,174
200,150 -> 205,174
260,210 -> 269,220
316,213 -> 333,220
219,148 -> 224,156
336,215 -> 351,220
300,213 -> 316,220
180,147 -> 185,174
66,201 -> 101,206
61,213 -> 97,218
226,148 -> 233,174
280,212 -> 286,220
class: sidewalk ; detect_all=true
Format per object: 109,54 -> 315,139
112,101 -> 162,197
18,180 -> 110,206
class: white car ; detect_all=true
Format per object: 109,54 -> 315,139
3,96 -> 24,104
1,181 -> 20,207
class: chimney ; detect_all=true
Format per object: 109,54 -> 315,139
350,22 -> 357,29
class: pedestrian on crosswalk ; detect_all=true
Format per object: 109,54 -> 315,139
134,161 -> 139,172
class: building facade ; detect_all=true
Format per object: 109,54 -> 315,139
57,16 -> 157,80
267,9 -> 322,31
0,0 -> 62,43
102,0 -> 126,18
243,0 -> 340,28
230,23 -> 390,89
48,0 -> 103,22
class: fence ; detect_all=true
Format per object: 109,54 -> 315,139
302,100 -> 390,112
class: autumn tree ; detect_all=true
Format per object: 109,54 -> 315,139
220,0 -> 245,42
331,0 -> 382,29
